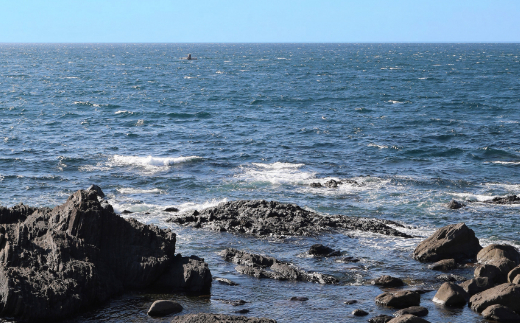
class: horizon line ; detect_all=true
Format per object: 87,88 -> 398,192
1,41 -> 520,45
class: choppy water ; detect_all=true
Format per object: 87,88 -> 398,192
1,43 -> 520,322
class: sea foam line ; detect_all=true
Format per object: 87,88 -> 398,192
111,155 -> 202,168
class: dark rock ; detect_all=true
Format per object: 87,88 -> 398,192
220,248 -> 338,284
507,265 -> 520,283
413,223 -> 482,262
387,314 -> 431,323
309,244 -> 340,257
481,304 -> 520,322
477,244 -> 520,282
290,297 -> 309,301
0,202 -> 41,224
474,264 -> 503,284
432,282 -> 468,306
344,299 -> 357,305
413,289 -> 434,295
459,277 -> 493,296
167,200 -> 412,238
147,300 -> 183,316
428,259 -> 457,270
0,189 -> 211,322
483,195 -> 520,204
171,314 -> 277,323
352,309 -> 369,316
87,184 -> 105,198
121,210 -> 133,214
214,277 -> 239,286
469,283 -> 520,313
164,207 -> 179,212
216,299 -> 248,306
372,275 -> 405,288
393,306 -> 428,317
324,179 -> 341,188
435,274 -> 467,282
336,256 -> 360,263
309,182 -> 322,188
235,309 -> 250,314
152,255 -> 212,293
447,200 -> 465,209
369,315 -> 394,323
375,290 -> 421,308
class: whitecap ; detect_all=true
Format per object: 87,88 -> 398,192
388,100 -> 402,104
489,161 -> 520,165
110,155 -> 202,169
236,162 -> 313,185
216,71 -> 224,74
117,188 -> 164,194
115,110 -> 133,115
368,143 -> 389,149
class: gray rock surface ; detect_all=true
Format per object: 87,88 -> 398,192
482,195 -> 520,204
481,304 -> 520,322
413,223 -> 482,262
432,282 -> 468,306
428,259 -> 456,271
507,265 -> 520,283
369,315 -> 394,323
0,188 -> 211,322
469,283 -> 520,313
167,200 -> 412,238
372,275 -> 405,288
446,200 -> 465,209
387,314 -> 431,323
459,277 -> 493,296
220,248 -> 337,284
393,306 -> 428,317
375,290 -> 421,309
477,244 -> 520,283
147,300 -> 183,316
214,277 -> 239,286
474,263 -> 503,284
171,313 -> 277,323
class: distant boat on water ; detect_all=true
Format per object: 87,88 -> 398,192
181,54 -> 197,60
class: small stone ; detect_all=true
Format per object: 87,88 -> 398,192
309,244 -> 335,256
387,314 -> 431,323
164,207 -> 179,212
336,256 -> 360,263
393,306 -> 428,317
344,299 -> 357,305
235,309 -> 250,314
310,182 -> 322,188
435,274 -> 466,282
372,275 -> 404,288
428,259 -> 457,271
147,300 -> 183,317
121,210 -> 133,214
446,200 -> 465,209
290,297 -> 309,301
214,277 -> 239,286
352,309 -> 369,316
369,315 -> 394,323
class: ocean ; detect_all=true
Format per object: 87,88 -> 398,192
1,43 -> 519,322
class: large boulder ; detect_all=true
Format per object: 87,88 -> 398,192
0,188 -> 211,322
459,277 -> 493,296
412,223 -> 482,262
481,304 -> 520,322
477,244 -> 520,282
375,291 -> 421,309
469,283 -> 520,313
432,282 -> 468,306
171,314 -> 277,323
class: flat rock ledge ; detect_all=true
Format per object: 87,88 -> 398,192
171,313 -> 277,323
167,200 -> 412,238
0,188 -> 211,322
220,248 -> 338,284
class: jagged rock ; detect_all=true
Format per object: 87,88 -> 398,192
171,314 -> 277,323
369,315 -> 394,323
481,304 -> 520,322
220,248 -> 338,284
483,195 -> 520,204
308,244 -> 340,257
446,200 -> 465,209
387,314 -> 431,323
372,275 -> 404,288
0,202 -> 41,224
164,207 -> 179,212
167,200 -> 412,238
147,300 -> 183,316
375,291 -> 421,309
469,283 -> 520,313
309,182 -> 322,188
507,265 -> 520,283
413,223 -> 482,262
87,184 -> 105,198
435,274 -> 467,282
324,179 -> 341,188
428,259 -> 456,270
459,277 -> 493,296
393,306 -> 428,317
0,189 -> 211,322
214,277 -> 239,286
352,309 -> 369,316
432,282 -> 468,306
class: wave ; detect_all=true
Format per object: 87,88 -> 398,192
115,110 -> 134,115
236,162 -> 314,185
368,143 -> 389,149
489,161 -> 520,165
111,155 -> 202,168
117,188 -> 164,194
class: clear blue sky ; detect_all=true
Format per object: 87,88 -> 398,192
1,0 -> 519,43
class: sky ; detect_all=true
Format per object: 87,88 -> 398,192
0,0 -> 519,43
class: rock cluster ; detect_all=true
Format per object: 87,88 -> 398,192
0,187 -> 211,322
168,200 -> 412,238
220,248 -> 338,284
171,314 -> 277,323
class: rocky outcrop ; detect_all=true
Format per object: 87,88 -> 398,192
482,195 -> 520,204
476,244 -> 520,283
0,202 -> 42,224
167,200 -> 412,238
171,314 -> 277,323
375,291 -> 421,309
469,283 -> 520,313
412,223 -> 482,262
432,282 -> 468,306
0,188 -> 211,322
372,275 -> 404,288
446,200 -> 465,209
220,248 -> 337,284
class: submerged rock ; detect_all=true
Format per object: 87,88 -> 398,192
375,290 -> 421,309
214,277 -> 239,286
171,314 -> 277,323
352,309 -> 369,316
0,188 -> 211,322
372,275 -> 405,288
147,300 -> 183,316
446,200 -> 465,209
428,259 -> 457,271
412,223 -> 482,262
220,248 -> 338,284
393,306 -> 428,317
387,314 -> 431,323
167,200 -> 412,238
482,195 -> 520,204
308,244 -> 340,257
369,314 -> 394,323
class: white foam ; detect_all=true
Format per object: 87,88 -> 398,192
368,143 -> 389,149
111,155 -> 202,168
236,162 -> 314,185
115,110 -> 134,115
117,188 -> 164,194
490,161 -> 520,165
451,192 -> 494,202
216,71 -> 224,74
174,198 -> 228,213
388,100 -> 402,104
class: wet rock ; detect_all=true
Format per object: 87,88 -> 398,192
432,282 -> 469,307
216,299 -> 248,306
87,184 -> 105,198
412,289 -> 434,295
507,265 -> 520,283
482,195 -> 520,204
435,274 -> 467,282
171,314 -> 277,323
164,207 -> 179,212
372,275 -> 405,288
352,309 -> 369,316
235,309 -> 250,314
413,223 -> 482,262
152,255 -> 212,293
220,248 -> 338,284
147,300 -> 183,317
308,244 -> 340,257
481,304 -> 520,322
369,315 -> 394,323
428,259 -> 456,271
167,200 -> 413,238
375,290 -> 421,309
290,296 -> 309,301
336,256 -> 360,263
446,200 -> 465,209
0,189 -> 211,322
309,182 -> 322,188
214,277 -> 239,286
469,283 -> 520,313
121,210 -> 133,214
477,244 -> 520,282
459,277 -> 493,296
344,299 -> 357,305
324,179 -> 341,188
387,314 -> 431,323
393,306 -> 428,317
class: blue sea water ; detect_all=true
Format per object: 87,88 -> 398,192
1,43 -> 520,322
